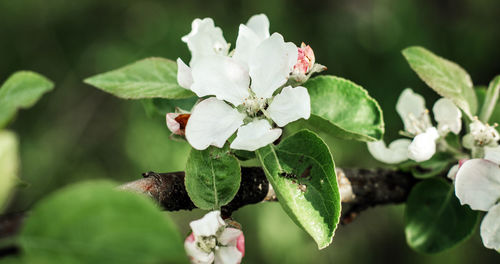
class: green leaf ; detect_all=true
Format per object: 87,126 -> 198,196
479,75 -> 500,122
232,149 -> 256,161
405,178 -> 479,254
256,130 -> 341,249
84,57 -> 195,100
0,71 -> 54,128
19,181 -> 188,263
185,144 -> 241,210
402,46 -> 477,117
303,75 -> 384,142
0,130 -> 19,212
141,97 -> 198,117
475,86 -> 487,114
444,132 -> 463,153
410,152 -> 454,179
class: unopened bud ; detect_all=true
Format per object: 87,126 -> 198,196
293,43 -> 315,75
166,113 -> 191,136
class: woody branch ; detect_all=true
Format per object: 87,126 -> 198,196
119,167 -> 416,223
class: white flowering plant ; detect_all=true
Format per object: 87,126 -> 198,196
1,13 -> 498,264
84,14 -> 386,263
77,13 -> 500,264
368,46 -> 500,254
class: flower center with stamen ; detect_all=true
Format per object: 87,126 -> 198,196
470,119 -> 500,146
404,109 -> 432,135
197,235 -> 218,253
243,96 -> 267,116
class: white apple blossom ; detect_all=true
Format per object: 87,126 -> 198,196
176,14 -> 313,151
454,146 -> 500,251
469,119 -> 500,147
185,211 -> 245,264
367,88 -> 462,163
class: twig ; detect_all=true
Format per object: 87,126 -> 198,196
120,167 -> 416,222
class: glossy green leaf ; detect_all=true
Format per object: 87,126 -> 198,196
405,178 -> 479,254
256,130 -> 341,249
479,75 -> 500,122
141,97 -> 198,118
232,150 -> 256,161
0,130 -> 19,212
303,75 -> 384,142
84,57 -> 195,100
185,144 -> 241,210
483,86 -> 500,126
410,152 -> 454,179
402,46 -> 477,117
0,71 -> 54,128
475,86 -> 487,112
19,181 -> 188,264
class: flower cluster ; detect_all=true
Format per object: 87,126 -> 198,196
368,88 -> 462,163
367,89 -> 500,251
168,14 -> 324,151
184,211 -> 245,264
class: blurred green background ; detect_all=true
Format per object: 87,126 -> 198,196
1,0 -> 499,263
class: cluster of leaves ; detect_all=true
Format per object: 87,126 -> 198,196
84,57 -> 384,249
400,46 -> 500,254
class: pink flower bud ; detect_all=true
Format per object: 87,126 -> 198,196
186,233 -> 195,243
293,43 -> 315,75
236,233 -> 245,257
166,113 -> 190,136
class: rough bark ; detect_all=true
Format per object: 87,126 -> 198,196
119,167 -> 416,221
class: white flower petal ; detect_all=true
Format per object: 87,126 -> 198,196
408,127 -> 439,162
447,164 -> 460,181
191,55 -> 250,106
367,139 -> 411,164
177,58 -> 193,90
232,25 -> 262,67
218,228 -> 242,246
249,33 -> 298,99
455,159 -> 500,211
267,86 -> 310,127
432,98 -> 462,135
245,14 -> 270,40
396,88 -> 431,134
189,211 -> 225,237
485,146 -> 500,164
230,120 -> 282,151
182,18 -> 229,65
233,14 -> 270,66
186,98 -> 245,150
185,238 -> 215,264
214,246 -> 242,264
480,203 -> 500,251
285,42 -> 299,72
166,113 -> 181,135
